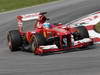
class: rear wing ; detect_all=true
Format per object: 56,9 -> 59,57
17,12 -> 47,34
17,12 -> 47,21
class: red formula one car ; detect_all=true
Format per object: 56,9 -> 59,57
7,12 -> 94,55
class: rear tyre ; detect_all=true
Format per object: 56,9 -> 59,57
7,30 -> 22,51
31,33 -> 48,54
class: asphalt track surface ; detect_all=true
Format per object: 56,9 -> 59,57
0,0 -> 100,75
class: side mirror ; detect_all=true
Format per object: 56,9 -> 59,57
47,18 -> 50,20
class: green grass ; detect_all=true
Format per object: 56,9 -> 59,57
95,22 -> 100,33
0,0 -> 57,12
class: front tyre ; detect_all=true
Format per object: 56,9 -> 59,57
75,26 -> 93,48
76,26 -> 89,38
31,33 -> 48,55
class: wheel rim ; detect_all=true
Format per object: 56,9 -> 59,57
31,42 -> 36,52
31,37 -> 40,54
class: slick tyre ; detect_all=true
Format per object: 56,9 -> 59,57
73,26 -> 89,41
76,26 -> 93,48
7,30 -> 22,51
76,26 -> 89,38
31,33 -> 47,54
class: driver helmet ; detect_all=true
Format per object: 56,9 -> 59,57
43,22 -> 51,28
